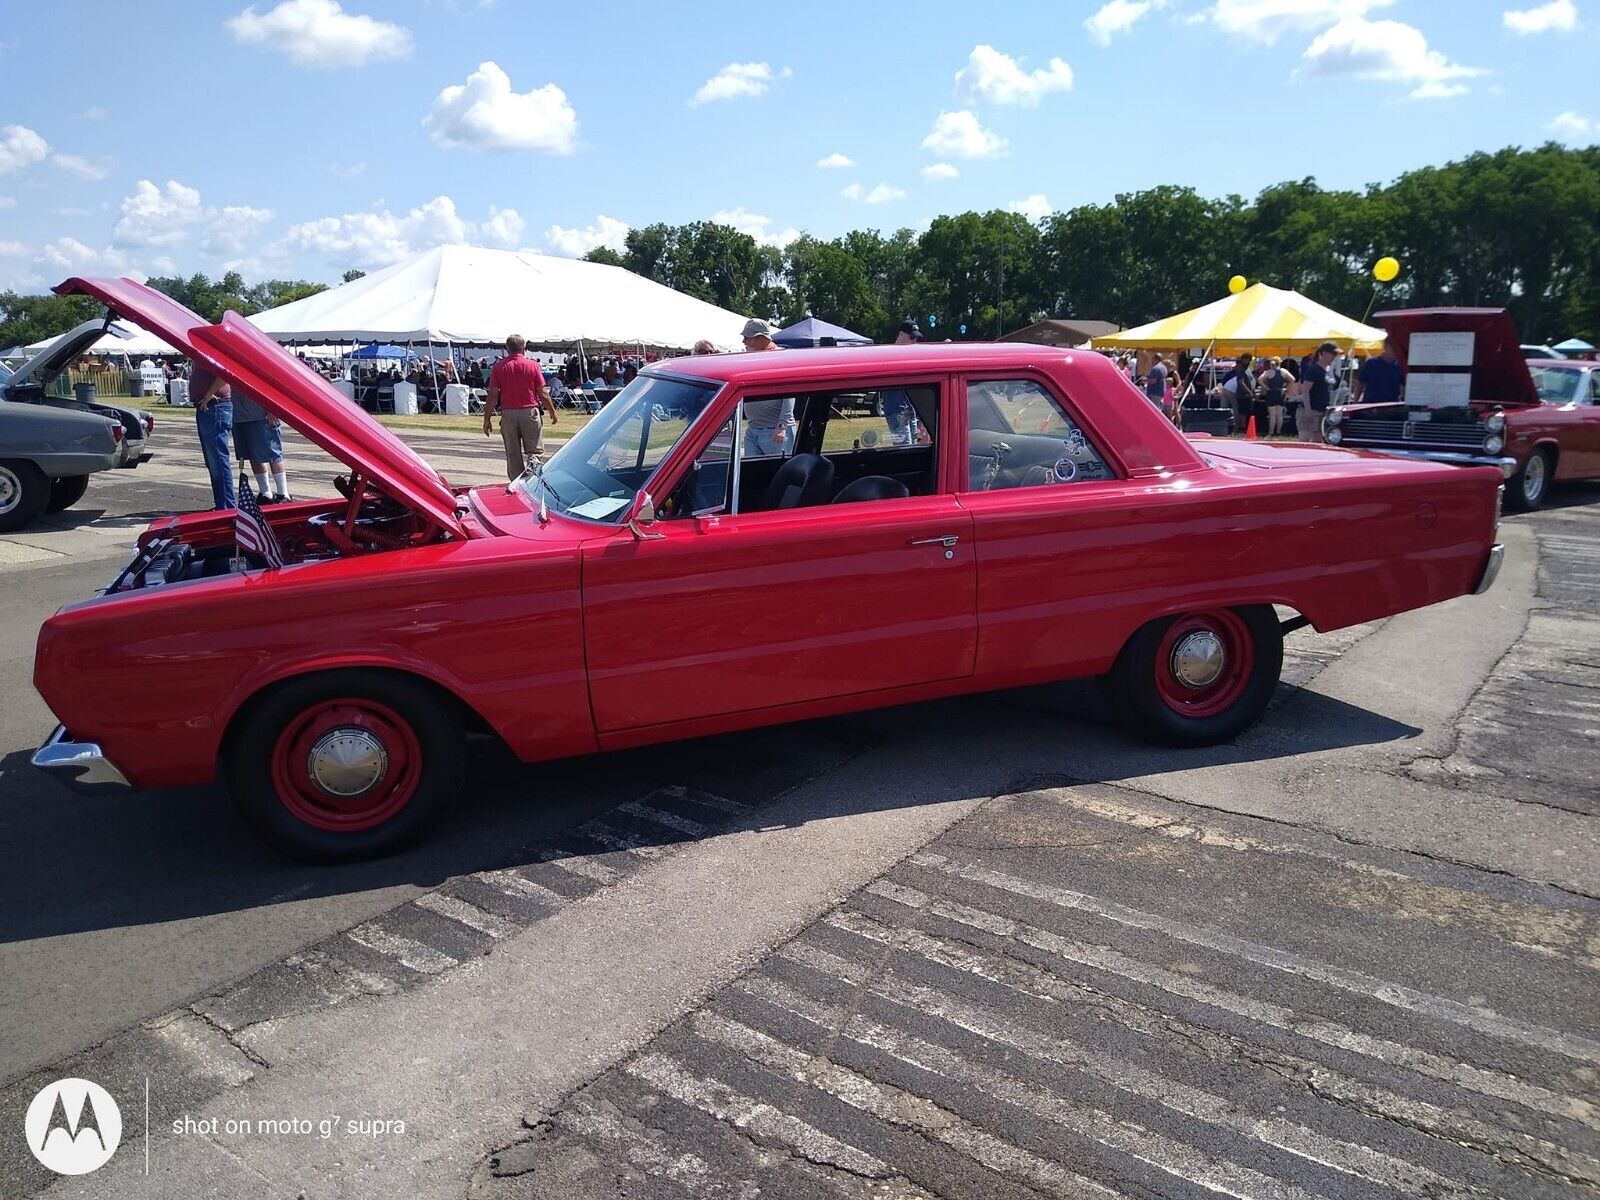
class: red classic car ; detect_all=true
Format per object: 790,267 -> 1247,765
33,278 -> 1506,861
1326,307 -> 1600,510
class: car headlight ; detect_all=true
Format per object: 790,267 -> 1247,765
1324,407 -> 1345,427
1485,410 -> 1506,433
1326,427 -> 1343,446
1484,434 -> 1505,454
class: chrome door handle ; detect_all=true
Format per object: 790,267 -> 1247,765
909,535 -> 960,548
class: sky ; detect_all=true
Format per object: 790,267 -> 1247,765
0,0 -> 1595,293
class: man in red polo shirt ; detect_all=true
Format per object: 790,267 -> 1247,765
484,334 -> 557,479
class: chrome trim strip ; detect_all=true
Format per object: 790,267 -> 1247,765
1366,449 -> 1517,478
31,725 -> 132,793
1473,543 -> 1506,596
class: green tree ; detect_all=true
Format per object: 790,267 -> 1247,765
0,291 -> 101,350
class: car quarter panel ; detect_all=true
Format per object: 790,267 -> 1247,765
33,537 -> 595,790
0,400 -> 120,474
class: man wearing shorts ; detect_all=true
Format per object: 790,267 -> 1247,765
1299,342 -> 1338,444
485,333 -> 557,479
232,389 -> 289,502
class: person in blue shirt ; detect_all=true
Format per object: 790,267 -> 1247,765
1353,339 -> 1405,405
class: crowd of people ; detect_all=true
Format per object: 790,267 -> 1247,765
1112,338 -> 1405,443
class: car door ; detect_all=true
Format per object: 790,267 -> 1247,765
580,383 -> 977,735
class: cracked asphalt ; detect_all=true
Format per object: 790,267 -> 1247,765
1,424 -> 1596,1199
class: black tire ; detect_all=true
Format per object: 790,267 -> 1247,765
1506,447 -> 1552,512
226,670 -> 465,862
1101,605 -> 1283,747
46,475 -> 90,513
0,460 -> 50,533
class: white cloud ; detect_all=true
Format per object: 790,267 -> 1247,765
842,182 -> 906,205
0,196 -> 16,209
1503,0 -> 1578,33
1299,17 -> 1485,99
226,0 -> 411,68
0,124 -> 48,174
690,62 -> 790,106
543,214 -> 629,258
921,110 -> 1008,159
0,239 -> 26,256
202,205 -> 275,255
331,161 -> 367,178
113,179 -> 204,246
1007,194 -> 1053,221
920,162 -> 959,182
712,206 -> 802,249
278,194 -> 479,268
955,45 -> 1073,106
424,61 -> 577,154
1548,110 -> 1595,138
82,106 -> 108,121
479,205 -> 525,248
816,152 -> 854,169
54,153 -> 114,181
1085,0 -> 1169,44
1211,0 -> 1392,43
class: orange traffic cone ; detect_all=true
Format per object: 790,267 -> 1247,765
1244,413 -> 1258,439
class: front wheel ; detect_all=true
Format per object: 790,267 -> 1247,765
1506,447 -> 1551,512
46,475 -> 90,513
1100,606 -> 1283,747
226,671 -> 465,862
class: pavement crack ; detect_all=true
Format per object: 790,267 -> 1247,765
187,1003 -> 271,1070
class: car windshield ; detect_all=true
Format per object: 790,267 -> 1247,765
1529,365 -> 1581,404
512,373 -> 720,523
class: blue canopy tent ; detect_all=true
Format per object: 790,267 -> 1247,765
773,316 -> 873,348
349,343 -> 411,360
1553,338 -> 1595,356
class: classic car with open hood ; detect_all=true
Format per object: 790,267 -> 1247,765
1324,307 -> 1600,510
33,278 -> 1507,861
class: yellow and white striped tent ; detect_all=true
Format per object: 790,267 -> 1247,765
1091,283 -> 1385,356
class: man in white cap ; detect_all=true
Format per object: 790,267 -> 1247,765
740,318 -> 793,456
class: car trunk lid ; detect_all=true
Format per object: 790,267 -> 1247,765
1374,307 -> 1539,408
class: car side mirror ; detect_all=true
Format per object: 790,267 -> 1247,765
628,491 -> 665,540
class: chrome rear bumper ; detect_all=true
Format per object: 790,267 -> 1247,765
1474,543 -> 1506,596
1365,448 -> 1517,478
32,725 -> 131,794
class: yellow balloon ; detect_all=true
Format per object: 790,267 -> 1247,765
1228,275 -> 1247,294
1374,256 -> 1400,283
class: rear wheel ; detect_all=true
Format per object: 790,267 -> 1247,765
1101,606 -> 1283,747
0,460 -> 49,532
227,671 -> 465,862
46,475 -> 90,513
1507,447 -> 1551,512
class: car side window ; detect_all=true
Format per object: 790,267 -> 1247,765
965,378 -> 1114,491
1589,372 -> 1600,406
743,396 -> 797,460
665,417 -> 735,519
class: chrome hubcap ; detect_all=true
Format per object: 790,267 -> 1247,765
0,467 -> 18,515
1170,630 -> 1226,689
306,727 -> 388,798
1525,456 -> 1546,501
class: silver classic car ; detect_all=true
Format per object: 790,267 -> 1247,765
3,318 -> 156,471
0,360 -> 124,530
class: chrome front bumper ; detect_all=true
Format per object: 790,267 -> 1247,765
1365,448 -> 1517,478
32,725 -> 132,794
1474,543 -> 1506,596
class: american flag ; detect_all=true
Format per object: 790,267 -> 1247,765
235,471 -> 284,568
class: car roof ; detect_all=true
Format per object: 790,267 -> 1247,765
648,342 -> 1077,386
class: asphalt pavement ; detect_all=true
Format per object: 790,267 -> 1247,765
1,420 -> 1596,1199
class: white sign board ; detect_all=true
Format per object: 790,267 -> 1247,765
1406,371 -> 1472,407
1409,331 -> 1475,367
138,364 -> 164,395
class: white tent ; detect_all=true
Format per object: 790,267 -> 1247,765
23,322 -> 179,358
248,244 -> 751,351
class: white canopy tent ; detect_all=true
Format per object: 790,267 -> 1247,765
23,322 -> 179,358
248,244 -> 751,351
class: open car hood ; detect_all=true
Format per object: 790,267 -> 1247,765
4,316 -> 134,393
1375,307 -> 1539,408
55,276 -> 467,539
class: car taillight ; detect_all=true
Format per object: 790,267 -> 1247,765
111,425 -> 124,443
142,414 -> 155,434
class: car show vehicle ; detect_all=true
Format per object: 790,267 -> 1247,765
1326,308 -> 1600,510
2,318 -> 156,474
34,278 -> 1507,861
0,367 -> 125,531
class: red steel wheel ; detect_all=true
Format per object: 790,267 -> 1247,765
269,698 -> 422,833
1102,605 -> 1283,747
1152,610 -> 1256,719
228,670 -> 464,862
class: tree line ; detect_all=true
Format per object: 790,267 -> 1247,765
3,144 -> 1594,352
589,143 -> 1599,344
